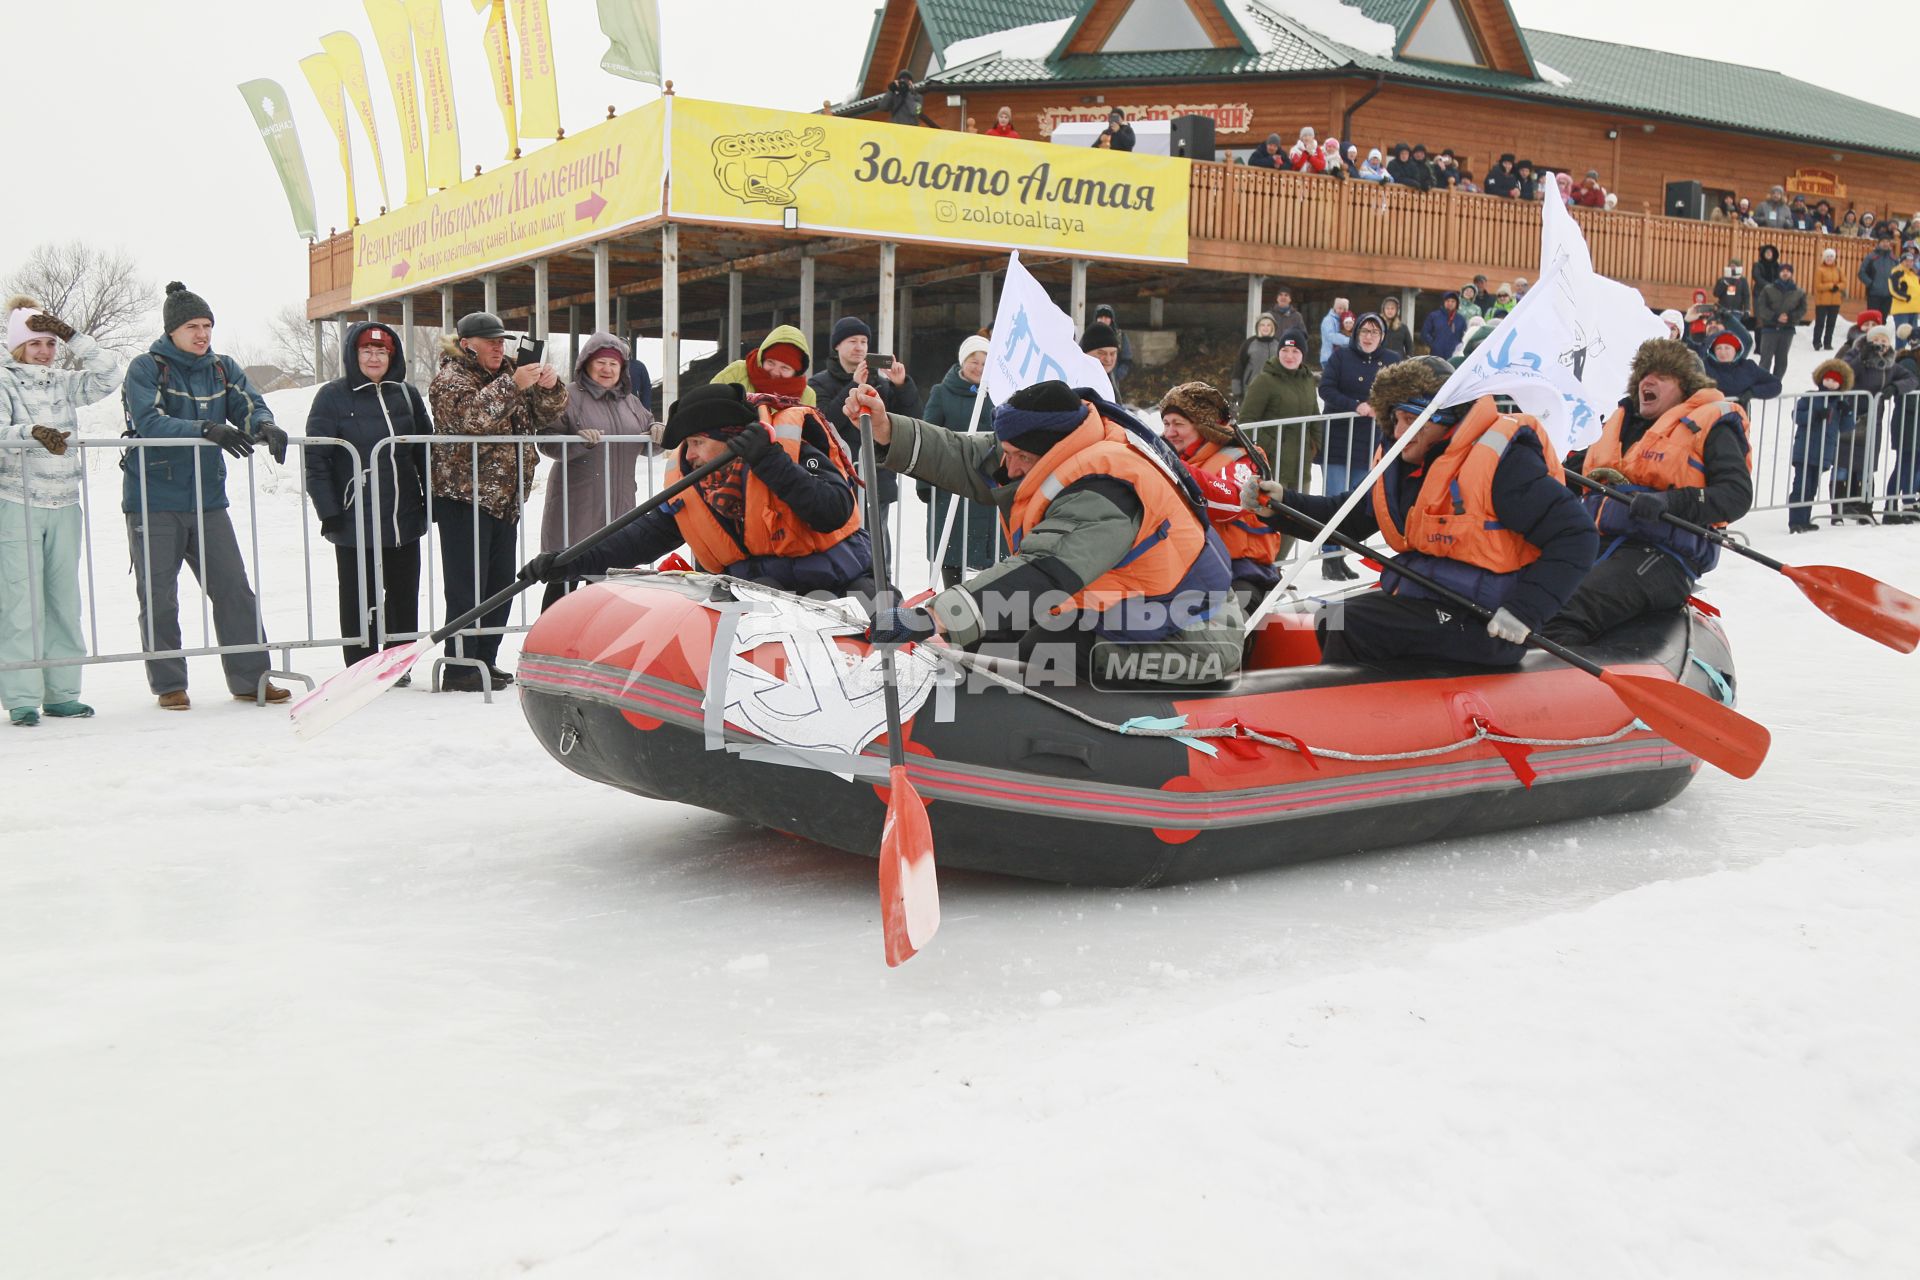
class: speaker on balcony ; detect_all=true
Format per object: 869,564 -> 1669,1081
1170,115 -> 1216,161
1665,180 -> 1705,220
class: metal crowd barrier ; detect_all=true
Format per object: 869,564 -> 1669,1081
0,436 -> 367,700
1741,389 -> 1920,522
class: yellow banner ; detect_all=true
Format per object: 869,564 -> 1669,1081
477,0 -> 518,161
364,0 -> 427,204
511,0 -> 560,140
350,101 -> 665,305
298,52 -> 358,227
668,98 -> 1190,264
405,0 -> 462,189
320,31 -> 391,213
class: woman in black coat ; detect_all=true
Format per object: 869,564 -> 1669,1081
303,321 -> 433,668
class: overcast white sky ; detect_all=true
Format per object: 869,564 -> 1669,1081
0,1 -> 1886,349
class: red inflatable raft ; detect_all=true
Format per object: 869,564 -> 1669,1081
517,573 -> 1736,887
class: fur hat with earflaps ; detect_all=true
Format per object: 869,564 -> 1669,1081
1812,358 -> 1854,391
1627,338 -> 1716,398
1157,382 -> 1234,443
1367,356 -> 1454,423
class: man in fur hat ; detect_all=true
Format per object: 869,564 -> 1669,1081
1541,339 -> 1753,646
1158,381 -> 1280,610
1248,357 -> 1595,666
847,378 -> 1244,685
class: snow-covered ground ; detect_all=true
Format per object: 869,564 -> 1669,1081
5,380 -> 1919,1279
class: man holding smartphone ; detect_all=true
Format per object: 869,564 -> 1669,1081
809,315 -> 921,514
426,311 -> 568,691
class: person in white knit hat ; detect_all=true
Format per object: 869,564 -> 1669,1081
918,332 -> 1000,587
1,296 -> 124,726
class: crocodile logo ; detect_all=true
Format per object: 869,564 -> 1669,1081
712,127 -> 828,206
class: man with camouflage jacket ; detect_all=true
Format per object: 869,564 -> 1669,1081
427,312 -> 567,690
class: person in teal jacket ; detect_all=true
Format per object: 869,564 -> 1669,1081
119,282 -> 290,710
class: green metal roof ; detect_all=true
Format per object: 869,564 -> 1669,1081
921,0 -> 1080,49
909,0 -> 1920,160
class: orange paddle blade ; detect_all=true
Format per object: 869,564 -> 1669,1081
879,765 -> 940,967
1600,670 -> 1770,780
1784,564 -> 1920,654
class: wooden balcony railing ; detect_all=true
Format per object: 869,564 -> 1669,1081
1188,162 -> 1871,304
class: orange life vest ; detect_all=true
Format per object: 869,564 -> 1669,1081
1371,397 -> 1565,573
1187,438 -> 1281,565
664,403 -> 862,573
1004,404 -> 1211,618
1583,389 -> 1752,527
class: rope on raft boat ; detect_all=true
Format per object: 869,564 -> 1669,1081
618,571 -> 1658,776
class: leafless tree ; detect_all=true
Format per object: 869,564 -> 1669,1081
2,241 -> 153,355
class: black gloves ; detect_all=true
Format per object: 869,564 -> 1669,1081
1630,488 -> 1704,526
1628,490 -> 1667,524
730,423 -> 775,465
24,313 -> 75,342
319,514 -> 346,539
258,423 -> 290,465
867,605 -> 936,645
519,550 -> 565,583
29,426 -> 69,456
201,423 -> 255,458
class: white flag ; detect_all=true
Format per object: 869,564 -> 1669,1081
983,252 -> 1116,406
1435,185 -> 1665,456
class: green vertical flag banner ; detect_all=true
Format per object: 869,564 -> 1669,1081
237,79 -> 320,239
595,0 -> 661,86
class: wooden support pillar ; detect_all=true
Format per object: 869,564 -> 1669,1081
979,270 -> 994,328
615,293 -> 629,342
898,286 -> 914,367
440,284 -> 455,331
593,241 -> 611,335
532,259 -> 550,340
1245,274 -> 1265,337
877,243 -> 897,354
1070,259 -> 1087,333
311,320 -> 324,384
1149,296 -> 1165,328
662,224 -> 680,408
799,252 -> 816,357
568,304 -> 580,365
1401,287 -> 1417,344
726,270 -> 742,360
483,272 -> 499,316
401,295 -> 416,386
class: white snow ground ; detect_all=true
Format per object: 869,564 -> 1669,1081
5,372 -> 1919,1279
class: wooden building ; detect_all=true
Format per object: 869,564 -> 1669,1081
846,0 -> 1920,226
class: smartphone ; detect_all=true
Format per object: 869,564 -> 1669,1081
514,337 -> 546,368
866,353 -> 894,373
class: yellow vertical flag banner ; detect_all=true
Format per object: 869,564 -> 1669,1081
476,0 -> 518,161
510,0 -> 560,140
319,31 -> 392,212
405,0 -> 462,188
364,0 -> 427,204
298,52 -> 358,227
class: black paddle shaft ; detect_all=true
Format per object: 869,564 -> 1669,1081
429,439 -> 746,646
1267,498 -> 1608,678
1563,470 -> 1785,571
857,412 -> 909,773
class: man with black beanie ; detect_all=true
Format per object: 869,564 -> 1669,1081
845,377 -> 1244,684
809,314 -> 921,513
120,281 -> 291,710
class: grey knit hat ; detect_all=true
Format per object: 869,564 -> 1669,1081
162,281 -> 213,333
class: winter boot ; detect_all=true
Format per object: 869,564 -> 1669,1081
486,665 -> 516,688
10,708 -> 39,727
440,666 -> 484,692
234,683 -> 292,705
157,690 -> 191,711
1321,555 -> 1360,582
42,701 -> 95,718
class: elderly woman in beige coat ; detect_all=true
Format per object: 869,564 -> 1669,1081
537,332 -> 656,609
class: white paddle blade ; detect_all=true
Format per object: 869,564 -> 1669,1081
289,639 -> 432,740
